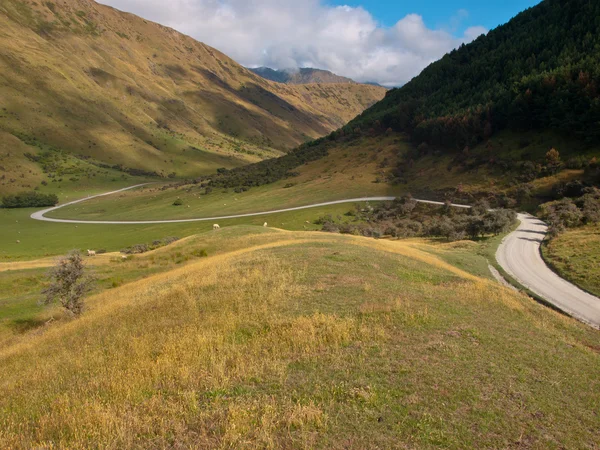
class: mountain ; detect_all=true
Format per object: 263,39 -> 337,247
209,0 -> 600,203
346,0 -> 600,148
0,0 -> 385,193
249,67 -> 356,85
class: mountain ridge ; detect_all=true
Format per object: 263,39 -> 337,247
248,67 -> 356,85
0,0 -> 385,193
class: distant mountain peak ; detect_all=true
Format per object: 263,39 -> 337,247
249,67 -> 356,85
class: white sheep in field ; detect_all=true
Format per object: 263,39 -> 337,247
213,224 -> 220,230
121,255 -> 128,260
263,222 -> 268,227
87,250 -> 96,257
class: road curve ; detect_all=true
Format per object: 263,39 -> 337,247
31,185 -> 600,328
30,185 -> 470,225
497,213 -> 600,329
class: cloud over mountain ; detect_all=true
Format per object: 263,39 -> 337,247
99,0 -> 487,87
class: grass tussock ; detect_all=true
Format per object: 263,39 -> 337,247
0,231 -> 599,448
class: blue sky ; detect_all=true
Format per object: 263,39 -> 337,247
328,0 -> 541,34
100,0 -> 544,86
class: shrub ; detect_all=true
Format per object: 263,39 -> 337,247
321,222 -> 340,233
539,198 -> 583,233
577,188 -> 600,224
483,209 -> 517,235
42,251 -> 93,316
162,236 -> 180,245
2,191 -> 58,208
566,156 -> 585,170
121,244 -> 149,254
173,198 -> 183,206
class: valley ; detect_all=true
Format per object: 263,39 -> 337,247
1,0 -> 600,447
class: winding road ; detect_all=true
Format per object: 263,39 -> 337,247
31,185 -> 600,328
497,213 -> 600,329
30,184 -> 470,225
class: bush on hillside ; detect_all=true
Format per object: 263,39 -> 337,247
1,191 -> 58,208
43,251 -> 93,316
540,187 -> 600,236
319,195 -> 517,242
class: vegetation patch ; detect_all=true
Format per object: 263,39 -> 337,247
120,236 -> 181,255
318,196 -> 517,241
1,191 -> 58,208
543,223 -> 600,297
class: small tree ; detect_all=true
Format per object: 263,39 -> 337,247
546,148 -> 561,165
545,148 -> 562,174
43,251 -> 93,316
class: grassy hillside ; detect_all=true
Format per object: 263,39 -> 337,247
47,135 -> 402,221
0,0 -> 385,194
138,0 -> 599,217
1,227 -> 599,448
47,130 -> 598,224
543,223 -> 600,297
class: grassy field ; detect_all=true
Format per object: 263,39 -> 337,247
45,130 -> 599,223
0,200 -> 366,261
0,227 -> 598,448
543,224 -> 600,297
46,136 -> 404,221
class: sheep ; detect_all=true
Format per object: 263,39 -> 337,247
16,240 -> 20,244
213,224 -> 220,230
121,255 -> 128,261
263,222 -> 268,227
87,250 -> 96,257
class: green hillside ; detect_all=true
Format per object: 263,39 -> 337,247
346,0 -> 600,148
249,67 -> 356,85
179,0 -> 600,209
0,0 -> 385,194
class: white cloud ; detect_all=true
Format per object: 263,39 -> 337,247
98,0 -> 487,87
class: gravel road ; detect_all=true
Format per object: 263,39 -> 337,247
30,185 -> 600,328
497,213 -> 600,329
30,185 -> 469,225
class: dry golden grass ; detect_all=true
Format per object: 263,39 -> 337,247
543,223 -> 600,297
0,132 -> 46,194
0,0 -> 385,190
1,229 -> 599,448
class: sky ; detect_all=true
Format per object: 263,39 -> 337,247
98,0 -> 541,87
